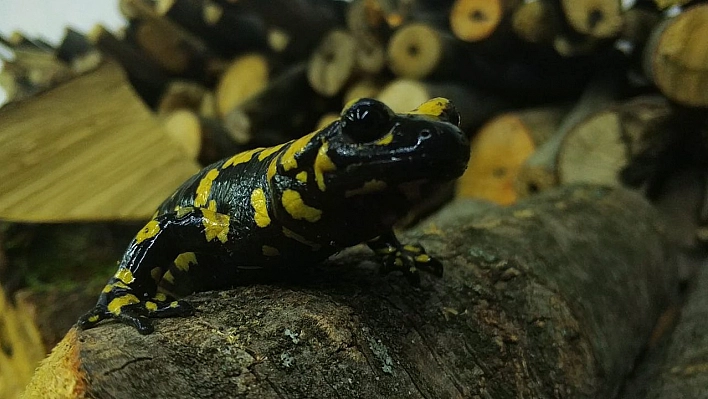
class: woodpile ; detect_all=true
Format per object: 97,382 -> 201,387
2,0 -> 708,396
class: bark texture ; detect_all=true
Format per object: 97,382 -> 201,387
26,185 -> 679,398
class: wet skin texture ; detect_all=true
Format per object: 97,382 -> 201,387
77,97 -> 470,334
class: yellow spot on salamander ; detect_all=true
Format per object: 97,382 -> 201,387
163,270 -> 175,284
154,293 -> 167,302
222,148 -> 262,169
88,315 -> 100,323
280,133 -> 315,172
345,179 -> 387,198
314,143 -> 337,191
267,156 -> 278,182
115,268 -> 135,284
282,227 -> 321,251
296,171 -> 308,183
262,245 -> 280,256
251,188 -> 271,227
281,189 -> 322,222
136,220 -> 160,244
394,258 -> 404,267
102,281 -> 130,293
407,97 -> 451,119
170,301 -> 180,308
195,168 -> 220,207
107,294 -> 139,315
175,252 -> 198,272
257,143 -> 287,161
145,301 -> 158,312
208,200 -> 217,211
175,206 -> 194,218
375,132 -> 393,145
202,208 -> 230,243
414,254 -> 431,263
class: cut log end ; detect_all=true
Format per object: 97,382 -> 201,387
387,23 -> 444,80
450,0 -> 504,42
645,5 -> 708,107
560,0 -> 623,38
307,30 -> 357,97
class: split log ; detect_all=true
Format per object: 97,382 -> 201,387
0,61 -> 200,222
215,53 -> 270,117
559,0 -> 624,39
155,0 -> 268,55
307,30 -> 358,97
376,79 -> 509,132
387,22 -> 467,80
643,4 -> 708,107
515,73 -> 623,198
458,106 -> 567,205
26,185 -> 679,397
557,96 -> 674,188
644,264 -> 708,398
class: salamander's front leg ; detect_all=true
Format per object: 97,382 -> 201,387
367,231 -> 443,285
78,207 -> 228,334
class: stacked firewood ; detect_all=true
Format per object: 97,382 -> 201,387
1,0 -> 707,236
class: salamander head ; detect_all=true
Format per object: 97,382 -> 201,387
313,97 -> 470,193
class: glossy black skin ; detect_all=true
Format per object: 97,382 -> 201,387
77,98 -> 470,334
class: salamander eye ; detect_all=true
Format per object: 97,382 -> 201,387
340,98 -> 393,142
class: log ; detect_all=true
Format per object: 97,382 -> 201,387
307,29 -> 358,97
643,4 -> 708,107
215,53 -> 270,117
355,35 -> 386,75
376,79 -> 509,132
346,0 -> 409,41
120,0 -> 216,80
458,106 -> 567,205
55,28 -> 103,75
217,0 -> 344,61
511,0 -> 561,44
27,185 -> 679,397
386,22 -> 466,80
342,77 -> 384,107
162,109 -> 242,164
156,0 -> 268,55
224,63 -> 329,147
644,264 -> 708,398
557,96 -> 674,188
515,73 -> 623,198
449,0 -> 521,45
559,0 -> 623,39
87,24 -> 169,106
156,80 -> 209,115
0,61 -> 200,222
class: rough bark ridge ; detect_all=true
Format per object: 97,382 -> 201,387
26,185 -> 678,398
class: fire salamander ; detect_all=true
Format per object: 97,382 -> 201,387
78,97 -> 470,334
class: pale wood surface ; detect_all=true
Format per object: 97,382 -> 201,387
0,61 -> 201,222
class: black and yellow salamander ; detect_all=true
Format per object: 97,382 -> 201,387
78,97 -> 470,334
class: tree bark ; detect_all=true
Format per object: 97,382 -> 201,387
26,185 -> 679,398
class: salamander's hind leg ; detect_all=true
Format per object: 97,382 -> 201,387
77,206 -> 231,334
367,230 -> 443,285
